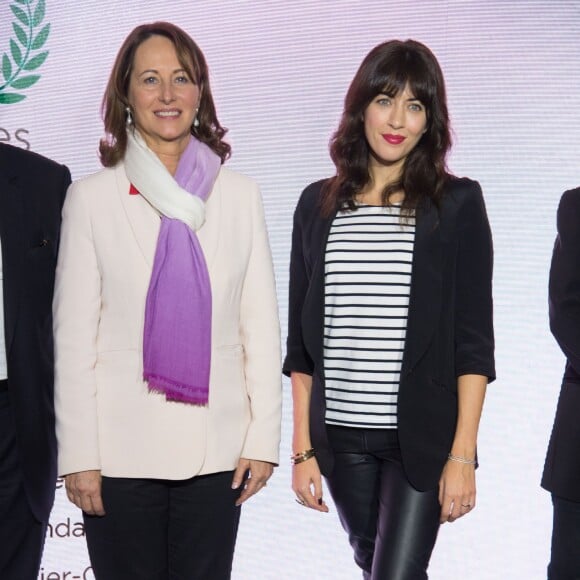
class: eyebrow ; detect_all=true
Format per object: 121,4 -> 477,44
137,68 -> 189,76
377,92 -> 422,102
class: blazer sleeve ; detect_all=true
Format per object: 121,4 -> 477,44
53,180 -> 102,476
282,191 -> 315,376
239,184 -> 282,464
56,164 -> 72,210
549,189 -> 580,373
454,181 -> 496,381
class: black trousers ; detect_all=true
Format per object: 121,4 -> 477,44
83,471 -> 242,580
548,493 -> 580,579
0,385 -> 46,580
325,425 -> 441,580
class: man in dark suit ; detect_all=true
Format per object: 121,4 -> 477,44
0,143 -> 70,579
543,187 -> 580,579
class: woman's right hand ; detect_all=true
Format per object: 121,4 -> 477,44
64,470 -> 105,516
292,458 -> 329,512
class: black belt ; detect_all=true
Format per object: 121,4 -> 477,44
0,379 -> 8,393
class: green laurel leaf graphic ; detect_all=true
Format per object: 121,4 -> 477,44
10,39 -> 22,65
10,5 -> 30,26
32,0 -> 45,27
0,92 -> 26,104
13,22 -> 28,46
1,0 -> 50,104
23,51 -> 47,71
2,54 -> 12,82
11,74 -> 39,89
32,23 -> 50,50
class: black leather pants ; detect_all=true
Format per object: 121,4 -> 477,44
325,425 -> 441,580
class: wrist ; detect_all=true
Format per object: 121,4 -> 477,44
447,452 -> 476,465
291,448 -> 315,465
292,438 -> 312,455
450,441 -> 476,458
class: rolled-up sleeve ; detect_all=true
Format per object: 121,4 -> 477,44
454,182 -> 495,382
283,194 -> 314,377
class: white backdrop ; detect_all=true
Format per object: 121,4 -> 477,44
1,1 -> 580,578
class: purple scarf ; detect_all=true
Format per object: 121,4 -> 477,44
142,138 -> 220,404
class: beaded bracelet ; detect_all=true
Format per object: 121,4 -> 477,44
291,448 -> 316,465
448,453 -> 476,465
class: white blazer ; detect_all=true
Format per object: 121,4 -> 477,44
54,163 -> 282,479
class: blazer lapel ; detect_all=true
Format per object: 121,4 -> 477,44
401,200 -> 442,377
116,163 -> 160,266
0,167 -> 27,353
116,162 -> 220,271
196,170 -> 221,271
302,199 -> 442,380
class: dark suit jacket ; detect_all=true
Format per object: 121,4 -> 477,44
542,188 -> 580,502
283,177 -> 495,491
0,143 -> 70,522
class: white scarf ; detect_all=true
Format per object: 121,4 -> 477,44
124,129 -> 205,231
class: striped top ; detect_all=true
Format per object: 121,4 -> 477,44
323,204 -> 415,429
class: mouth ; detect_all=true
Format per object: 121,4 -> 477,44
154,110 -> 181,118
382,134 -> 405,145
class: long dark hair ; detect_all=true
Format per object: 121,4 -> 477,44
321,39 -> 451,216
99,21 -> 230,167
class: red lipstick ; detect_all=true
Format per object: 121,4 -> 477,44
382,134 -> 405,144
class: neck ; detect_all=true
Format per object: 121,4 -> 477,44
136,131 -> 191,176
358,160 -> 405,205
156,152 -> 181,176
368,156 -> 403,189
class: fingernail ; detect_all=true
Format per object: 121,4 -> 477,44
318,498 -> 323,505
231,482 -> 239,489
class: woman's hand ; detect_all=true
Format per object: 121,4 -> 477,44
232,458 -> 274,506
438,460 -> 476,523
292,457 -> 329,512
65,470 -> 105,516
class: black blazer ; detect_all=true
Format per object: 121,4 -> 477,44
542,188 -> 580,502
283,177 -> 495,491
0,143 -> 70,521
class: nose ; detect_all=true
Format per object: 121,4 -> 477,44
387,102 -> 404,129
158,81 -> 175,104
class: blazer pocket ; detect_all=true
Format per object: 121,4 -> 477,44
430,377 -> 457,397
215,344 -> 243,356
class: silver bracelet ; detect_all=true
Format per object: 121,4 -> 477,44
448,453 -> 476,465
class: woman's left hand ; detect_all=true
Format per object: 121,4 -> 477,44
438,459 -> 476,523
232,458 -> 274,506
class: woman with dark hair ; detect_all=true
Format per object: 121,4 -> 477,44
284,39 -> 494,579
54,22 -> 281,579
